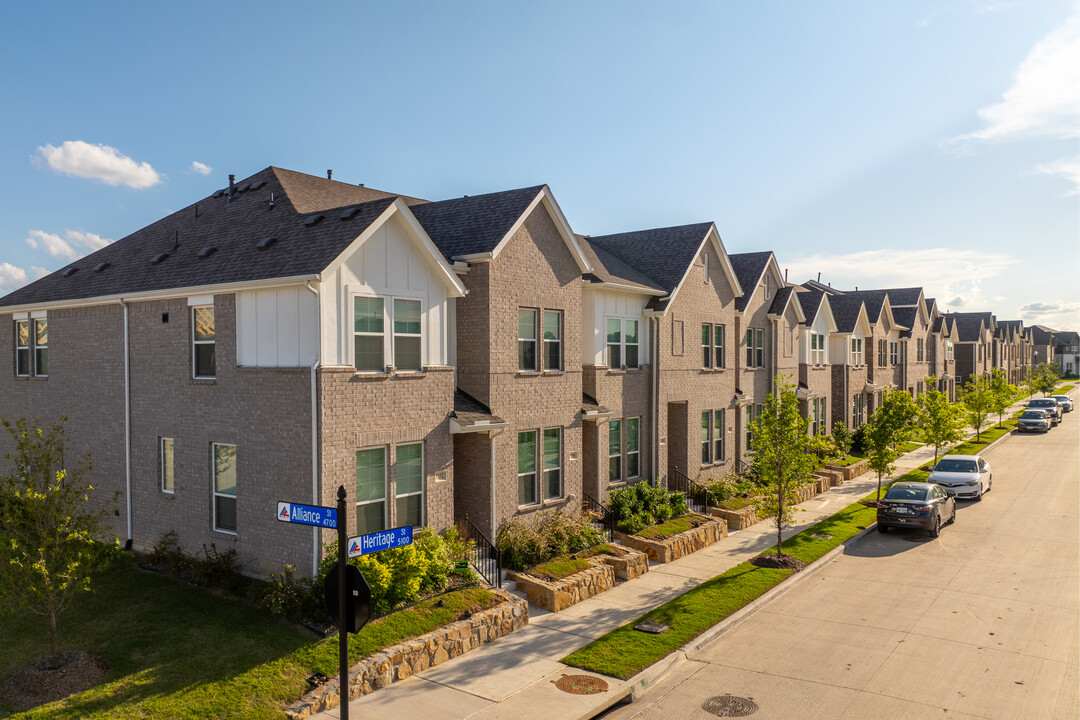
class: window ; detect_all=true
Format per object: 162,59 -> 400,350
624,320 -> 639,368
161,437 -> 175,493
703,252 -> 709,281
606,318 -> 639,369
810,398 -> 826,436
395,443 -> 424,528
606,319 -> 622,368
701,411 -> 711,464
626,418 -> 640,478
713,410 -> 725,462
889,341 -> 899,366
878,339 -> 887,367
393,299 -> 422,371
917,338 -> 924,362
746,404 -> 762,450
714,325 -> 725,368
543,310 -> 562,370
212,443 -> 237,533
518,431 -> 538,505
852,394 -> 865,426
33,319 -> 48,377
946,341 -> 954,362
702,325 -> 712,369
608,420 -> 622,483
543,428 -> 561,500
518,309 -> 538,371
811,333 -> 825,365
193,306 -> 216,378
746,328 -> 764,368
15,320 -> 30,377
356,447 -> 387,533
850,337 -> 863,365
354,297 -> 385,372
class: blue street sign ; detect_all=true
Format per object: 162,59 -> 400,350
347,525 -> 413,558
276,501 -> 338,529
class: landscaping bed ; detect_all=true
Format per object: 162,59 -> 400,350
825,457 -> 868,481
615,513 -> 726,563
507,543 -> 649,612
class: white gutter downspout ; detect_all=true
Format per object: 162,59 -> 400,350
652,316 -> 660,485
305,281 -> 322,576
120,298 -> 132,546
489,427 -> 505,537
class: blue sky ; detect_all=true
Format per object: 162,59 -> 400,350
2,1 -> 1077,329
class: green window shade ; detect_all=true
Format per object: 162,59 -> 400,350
357,502 -> 385,535
518,309 -> 536,340
543,311 -> 560,341
354,297 -> 384,333
396,494 -> 422,529
714,410 -> 724,459
214,445 -> 237,495
396,443 -> 423,495
701,411 -> 710,463
626,418 -> 639,453
355,448 -> 386,503
355,336 -> 383,372
608,420 -> 620,456
193,307 -> 215,341
702,324 -> 711,346
606,318 -> 621,344
625,320 -> 638,345
543,428 -> 560,499
395,336 -> 421,370
518,431 -> 536,474
394,299 -> 421,335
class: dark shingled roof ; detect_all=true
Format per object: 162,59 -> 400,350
839,290 -> 889,324
452,389 -> 506,427
893,307 -> 918,338
729,252 -> 773,312
0,166 -> 407,308
950,312 -> 995,342
796,289 -> 825,325
586,222 -> 715,309
768,286 -> 795,317
1054,331 -> 1079,346
582,393 -> 612,416
579,237 -> 665,293
881,287 -> 923,307
274,167 -> 427,212
829,295 -> 866,333
925,297 -> 936,316
801,279 -> 839,294
411,186 -> 545,260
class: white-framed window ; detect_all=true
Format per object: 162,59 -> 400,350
607,318 -> 639,369
746,404 -> 762,450
852,394 -> 865,426
353,296 -> 424,372
354,296 -> 385,372
393,299 -> 422,371
713,410 -> 725,462
518,308 -> 538,371
193,306 -> 216,379
878,339 -> 887,367
212,443 -> 237,533
704,324 -> 724,369
917,338 -> 924,362
946,341 -> 954,362
543,310 -> 562,371
701,410 -> 711,463
395,443 -> 424,528
542,428 -> 561,500
33,319 -> 48,377
517,431 -> 537,505
850,337 -> 863,365
161,437 -> 175,493
626,418 -> 640,479
889,341 -> 899,366
608,420 -> 622,483
15,319 -> 30,377
810,398 -> 826,436
810,333 -> 825,365
746,328 -> 764,368
356,446 -> 387,533
702,324 -> 713,369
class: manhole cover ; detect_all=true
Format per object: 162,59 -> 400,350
702,694 -> 759,716
902,535 -> 933,543
635,621 -> 669,634
553,674 -> 609,695
811,533 -> 834,540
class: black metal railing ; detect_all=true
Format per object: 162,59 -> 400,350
669,467 -> 711,515
581,491 -> 614,542
455,514 -> 501,588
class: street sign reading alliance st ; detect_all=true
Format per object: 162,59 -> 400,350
276,501 -> 338,529
347,525 -> 413,558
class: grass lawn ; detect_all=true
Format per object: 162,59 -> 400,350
826,454 -> 865,467
1,555 -> 493,719
636,515 -> 697,540
525,556 -> 590,581
561,469 -> 928,680
715,496 -> 754,511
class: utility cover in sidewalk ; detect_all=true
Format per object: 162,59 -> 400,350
811,533 -> 834,539
702,694 -> 759,716
553,674 -> 609,695
635,621 -> 669,634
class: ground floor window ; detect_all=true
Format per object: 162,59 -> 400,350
626,418 -> 640,479
212,443 -> 237,533
161,437 -> 175,493
608,420 -> 622,484
395,443 -> 424,528
852,394 -> 866,426
519,428 -> 561,504
356,447 -> 387,533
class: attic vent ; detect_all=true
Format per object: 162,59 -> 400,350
250,180 -> 266,190
93,262 -> 110,273
63,267 -> 78,277
256,236 -> 278,250
340,206 -> 361,220
238,182 -> 251,193
197,246 -> 217,258
212,189 -> 226,198
151,252 -> 169,264
304,214 -> 324,227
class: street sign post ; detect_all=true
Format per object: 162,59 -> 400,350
347,525 -> 413,558
275,501 -> 338,529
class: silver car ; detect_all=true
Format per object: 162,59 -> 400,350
1017,409 -> 1052,433
1028,398 -> 1062,425
928,454 -> 992,500
1051,394 -> 1073,413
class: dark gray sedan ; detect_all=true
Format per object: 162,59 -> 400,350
877,482 -> 956,538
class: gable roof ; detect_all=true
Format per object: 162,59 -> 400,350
892,307 -> 919,339
729,251 -> 781,312
0,167 -> 464,309
767,285 -> 806,323
272,166 -> 427,212
881,287 -> 923,307
579,238 -> 665,294
828,295 -> 868,334
950,312 -> 995,342
797,289 -> 825,325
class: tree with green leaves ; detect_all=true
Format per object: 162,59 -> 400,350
1030,362 -> 1062,397
749,379 -> 816,558
865,389 -> 919,500
988,368 -> 1018,428
958,375 -> 994,442
0,418 -> 118,657
917,376 -> 965,466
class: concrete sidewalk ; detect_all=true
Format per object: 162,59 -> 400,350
311,397 -> 1038,720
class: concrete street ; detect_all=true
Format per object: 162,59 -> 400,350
608,402 -> 1079,720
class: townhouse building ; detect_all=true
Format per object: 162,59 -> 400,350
927,304 -> 959,401
794,289 -> 836,435
1053,331 -> 1079,377
881,288 -> 932,397
951,312 -> 996,386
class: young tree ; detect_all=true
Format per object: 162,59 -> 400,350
1032,362 -> 1062,396
959,375 -> 994,442
749,379 -> 816,557
988,368 -> 1018,428
917,376 -> 965,466
865,390 -> 919,500
0,418 -> 118,657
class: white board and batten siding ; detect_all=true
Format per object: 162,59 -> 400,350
236,288 -> 319,367
581,288 -> 650,366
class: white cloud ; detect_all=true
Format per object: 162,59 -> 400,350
954,14 -> 1080,142
34,140 -> 162,189
1018,300 -> 1080,329
1031,157 -> 1080,196
0,263 -> 30,296
190,161 -> 213,176
25,229 -> 114,262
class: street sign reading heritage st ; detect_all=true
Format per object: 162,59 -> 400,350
347,525 -> 413,558
276,501 -> 338,529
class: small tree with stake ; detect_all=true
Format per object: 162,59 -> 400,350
959,375 -> 994,442
749,379 -> 815,561
865,390 -> 918,501
917,376 -> 965,466
0,418 -> 118,658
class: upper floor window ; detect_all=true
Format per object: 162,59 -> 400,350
810,333 -> 825,365
917,338 -> 924,362
607,318 -> 639,369
745,328 -> 764,368
889,341 -> 899,366
212,443 -> 237,533
850,338 -> 863,366
703,324 -> 725,369
393,299 -> 422,371
878,339 -> 887,367
354,297 -> 385,372
354,296 -> 423,372
543,310 -> 562,371
946,341 -> 954,361
193,306 -> 216,379
15,320 -> 30,377
518,309 -> 538,371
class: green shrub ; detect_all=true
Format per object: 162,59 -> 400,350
609,482 -> 689,535
851,424 -> 869,456
199,543 -> 242,589
495,509 -> 603,571
831,422 -> 853,456
254,564 -> 316,622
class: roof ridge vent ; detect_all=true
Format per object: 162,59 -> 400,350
197,246 -> 217,258
63,267 -> 78,277
304,214 -> 324,227
256,236 -> 278,250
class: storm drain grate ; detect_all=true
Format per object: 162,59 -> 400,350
702,694 -> 759,717
553,674 -> 609,695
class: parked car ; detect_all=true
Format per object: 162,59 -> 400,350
1028,398 -> 1062,425
1051,394 -> 1073,413
928,454 -> 992,500
1017,409 -> 1052,433
877,482 -> 956,537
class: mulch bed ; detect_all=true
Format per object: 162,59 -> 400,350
749,552 -> 807,571
860,499 -> 884,509
0,651 -> 109,711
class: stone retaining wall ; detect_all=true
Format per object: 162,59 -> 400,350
600,545 -> 649,580
508,562 -> 615,612
709,504 -> 758,530
286,590 -> 528,719
825,459 -> 868,481
615,514 -> 727,563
